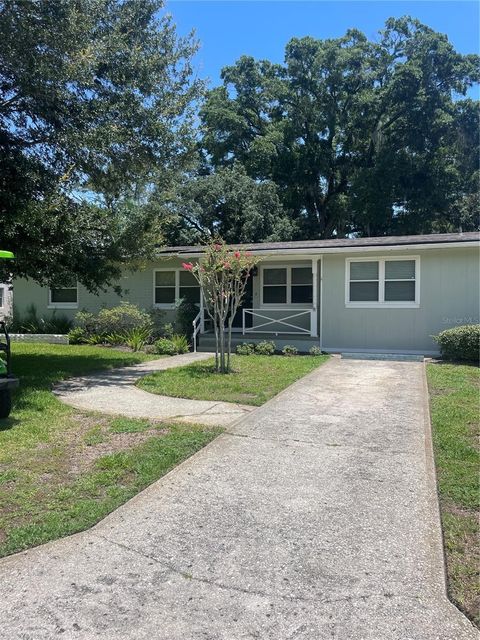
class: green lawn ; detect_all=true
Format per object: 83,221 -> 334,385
0,343 -> 221,557
427,362 -> 479,627
137,354 -> 329,406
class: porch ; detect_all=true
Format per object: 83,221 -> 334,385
192,256 -> 322,353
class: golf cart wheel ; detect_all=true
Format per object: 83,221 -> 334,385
0,389 -> 12,418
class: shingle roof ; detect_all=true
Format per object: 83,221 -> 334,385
157,232 -> 480,255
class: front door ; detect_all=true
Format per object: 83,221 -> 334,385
231,274 -> 253,330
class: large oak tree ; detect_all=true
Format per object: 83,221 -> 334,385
200,17 -> 479,239
0,0 -> 203,288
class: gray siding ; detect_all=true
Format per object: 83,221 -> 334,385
321,246 -> 479,354
12,258 -> 188,325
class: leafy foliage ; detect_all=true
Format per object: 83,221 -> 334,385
8,305 -> 73,334
236,343 -> 256,355
433,325 -> 480,362
254,340 -> 276,356
282,345 -> 298,357
162,164 -> 296,245
200,17 -> 479,239
0,0 -> 203,289
154,333 -> 190,355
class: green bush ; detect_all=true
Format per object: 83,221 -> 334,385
68,327 -> 88,344
96,302 -> 153,335
236,343 -> 256,355
72,303 -> 155,347
154,334 -> 189,355
255,340 -> 276,355
309,346 -> 322,356
123,327 -> 151,352
9,304 -> 73,334
170,334 -> 190,354
154,337 -> 178,356
175,298 -> 199,338
433,325 -> 480,362
282,345 -> 298,357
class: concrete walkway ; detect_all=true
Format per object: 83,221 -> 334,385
0,358 -> 477,639
54,351 -> 253,427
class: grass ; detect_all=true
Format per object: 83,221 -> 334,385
137,353 -> 329,406
0,343 -> 221,557
427,361 -> 479,627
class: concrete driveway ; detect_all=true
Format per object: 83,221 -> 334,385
0,357 -> 477,639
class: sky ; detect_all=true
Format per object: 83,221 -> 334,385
166,0 -> 479,95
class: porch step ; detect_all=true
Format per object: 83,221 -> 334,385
341,352 -> 424,362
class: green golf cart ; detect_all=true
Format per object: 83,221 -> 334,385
0,250 -> 19,418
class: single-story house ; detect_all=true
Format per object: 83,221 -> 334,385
12,232 -> 480,355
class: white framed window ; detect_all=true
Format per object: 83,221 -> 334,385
153,269 -> 200,308
261,265 -> 313,306
345,257 -> 419,308
48,282 -> 78,309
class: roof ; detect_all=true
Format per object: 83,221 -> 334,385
157,232 -> 480,256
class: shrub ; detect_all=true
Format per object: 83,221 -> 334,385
236,342 -> 255,355
282,345 -> 298,357
9,304 -> 73,334
433,325 -> 480,362
160,322 -> 174,338
174,298 -> 199,339
103,332 -> 126,346
309,346 -> 322,356
68,327 -> 88,345
96,302 -> 153,336
73,311 -> 97,334
123,327 -> 151,352
255,340 -> 276,355
85,333 -> 104,345
170,334 -> 190,354
154,337 -> 177,356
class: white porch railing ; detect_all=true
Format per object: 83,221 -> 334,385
192,310 -> 202,353
242,308 -> 316,336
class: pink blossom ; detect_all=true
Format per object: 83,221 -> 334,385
182,262 -> 193,271
214,243 -> 222,251
234,250 -> 241,259
245,251 -> 253,257
223,261 -> 231,269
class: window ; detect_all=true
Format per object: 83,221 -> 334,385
48,282 -> 78,308
291,267 -> 313,304
153,269 -> 200,307
346,257 -> 419,307
263,268 -> 287,304
0,287 -> 4,308
179,270 -> 200,304
154,270 -> 176,305
261,265 -> 313,306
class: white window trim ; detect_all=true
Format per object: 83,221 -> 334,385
345,256 -> 420,308
48,283 -> 79,309
153,268 -> 200,309
260,264 -> 314,307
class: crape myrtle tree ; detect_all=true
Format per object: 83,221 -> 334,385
182,239 -> 259,373
0,0 -> 203,289
200,17 -> 480,239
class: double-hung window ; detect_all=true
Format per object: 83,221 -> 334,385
261,265 -> 313,306
154,269 -> 200,307
346,257 -> 419,307
48,282 -> 78,309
